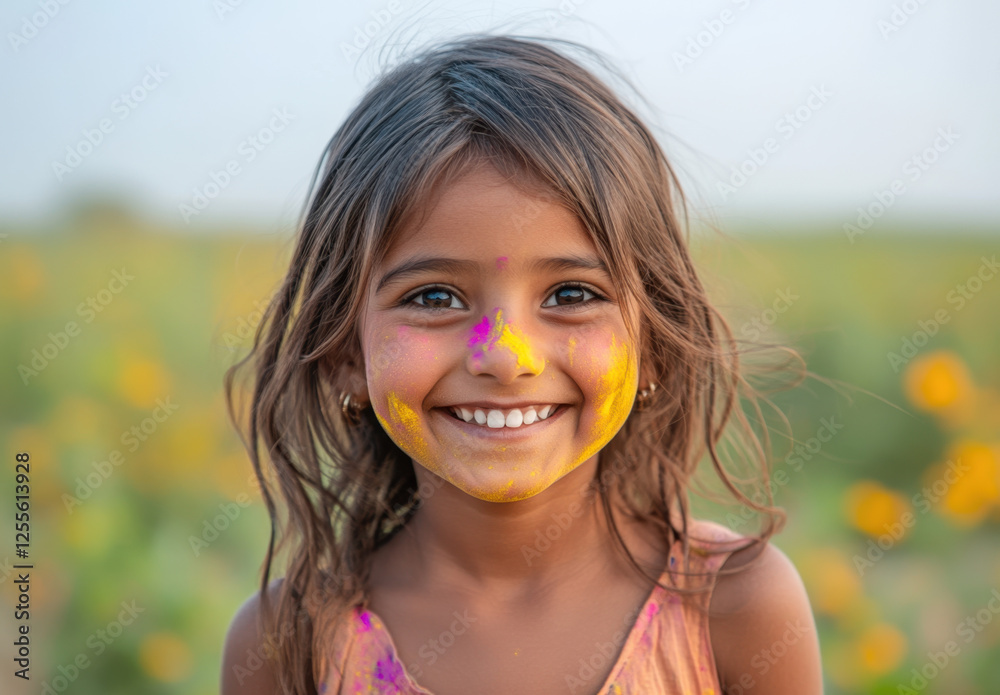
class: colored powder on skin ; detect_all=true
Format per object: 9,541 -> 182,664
496,256 -> 508,270
570,333 -> 637,468
374,654 -> 406,684
493,319 -> 544,372
567,336 -> 577,366
467,308 -> 544,372
378,391 -> 430,461
468,315 -> 491,348
470,334 -> 633,503
397,324 -> 430,345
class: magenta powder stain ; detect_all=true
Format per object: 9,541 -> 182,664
358,610 -> 372,632
496,256 -> 508,270
468,315 -> 491,348
374,653 -> 408,688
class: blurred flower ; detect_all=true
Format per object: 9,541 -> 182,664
844,480 -> 913,539
49,395 -> 107,446
163,407 -> 219,483
116,355 -> 171,409
854,622 -> 908,676
930,441 -> 1000,527
799,548 -> 863,617
903,350 -> 973,413
139,631 -> 192,683
5,245 -> 46,303
62,502 -> 116,557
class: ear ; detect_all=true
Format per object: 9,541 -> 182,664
636,354 -> 656,392
320,350 -> 370,406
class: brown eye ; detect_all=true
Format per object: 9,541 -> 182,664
409,287 -> 465,310
542,284 -> 597,308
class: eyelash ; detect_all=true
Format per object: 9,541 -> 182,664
399,283 -> 609,312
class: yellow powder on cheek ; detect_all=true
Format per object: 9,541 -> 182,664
572,334 -> 638,467
567,336 -> 577,366
378,391 -> 430,461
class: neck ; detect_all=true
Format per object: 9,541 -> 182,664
388,458 -> 652,605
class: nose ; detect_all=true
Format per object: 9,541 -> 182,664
466,308 -> 545,384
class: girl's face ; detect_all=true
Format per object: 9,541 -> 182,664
359,163 -> 639,503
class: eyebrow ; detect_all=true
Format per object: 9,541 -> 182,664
375,255 -> 610,294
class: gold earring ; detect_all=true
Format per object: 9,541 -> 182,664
340,391 -> 366,424
634,382 -> 657,412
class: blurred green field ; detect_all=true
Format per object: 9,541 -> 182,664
1,210 -> 998,694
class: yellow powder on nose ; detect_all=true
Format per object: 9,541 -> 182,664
487,309 -> 545,372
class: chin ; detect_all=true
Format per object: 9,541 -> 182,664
430,456 -> 580,504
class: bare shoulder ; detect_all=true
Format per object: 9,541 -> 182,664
221,577 -> 284,695
709,540 -> 824,694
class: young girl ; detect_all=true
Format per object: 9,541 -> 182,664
221,33 -> 823,695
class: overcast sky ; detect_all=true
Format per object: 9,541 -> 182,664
2,0 -> 998,232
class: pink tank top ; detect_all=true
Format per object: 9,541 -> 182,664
319,519 -> 746,694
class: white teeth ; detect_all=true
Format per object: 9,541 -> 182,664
449,405 -> 558,428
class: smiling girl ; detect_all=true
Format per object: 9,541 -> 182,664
221,33 -> 823,695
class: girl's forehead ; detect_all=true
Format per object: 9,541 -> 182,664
380,172 -> 597,266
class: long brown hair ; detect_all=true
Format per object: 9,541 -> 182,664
224,32 -> 806,694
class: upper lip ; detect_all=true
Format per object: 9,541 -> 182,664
440,401 -> 563,410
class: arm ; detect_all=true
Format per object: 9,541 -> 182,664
709,541 -> 824,694
221,578 -> 283,695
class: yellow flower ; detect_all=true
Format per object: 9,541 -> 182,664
139,632 -> 192,683
117,355 -> 171,409
62,502 -> 116,557
903,350 -> 972,412
5,245 -> 46,302
844,481 -> 912,539
854,622 -> 907,675
49,396 -> 106,446
933,441 -> 1000,527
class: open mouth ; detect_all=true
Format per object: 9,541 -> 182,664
439,404 -> 565,430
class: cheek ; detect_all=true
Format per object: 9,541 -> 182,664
366,326 -> 435,385
571,331 -> 638,463
366,326 -> 443,459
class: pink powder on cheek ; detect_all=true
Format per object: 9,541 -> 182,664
397,324 -> 429,345
496,256 -> 508,270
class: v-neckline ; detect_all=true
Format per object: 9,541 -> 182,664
356,559 -> 675,695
